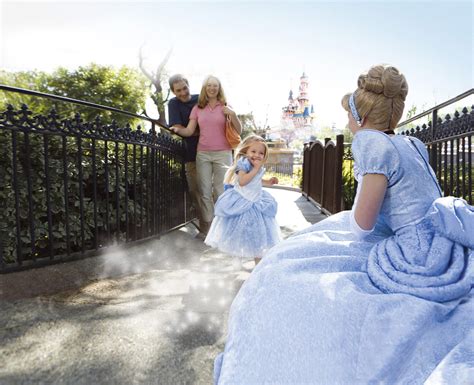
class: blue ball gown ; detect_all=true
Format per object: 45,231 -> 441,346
214,130 -> 474,385
205,157 -> 281,259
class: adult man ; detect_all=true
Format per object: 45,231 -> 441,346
168,74 -> 203,236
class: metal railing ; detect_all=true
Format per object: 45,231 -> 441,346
397,89 -> 473,204
265,162 -> 296,176
0,85 -> 193,272
341,144 -> 357,210
264,162 -> 303,189
302,89 -> 473,213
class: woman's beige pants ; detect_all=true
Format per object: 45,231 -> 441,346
196,150 -> 232,223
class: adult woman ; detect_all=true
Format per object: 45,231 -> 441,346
171,75 -> 242,234
214,64 -> 473,384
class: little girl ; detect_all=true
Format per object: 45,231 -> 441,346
205,135 -> 282,267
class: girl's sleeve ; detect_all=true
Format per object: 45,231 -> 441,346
351,130 -> 401,186
235,157 -> 252,174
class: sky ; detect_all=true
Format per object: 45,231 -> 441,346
1,0 -> 473,131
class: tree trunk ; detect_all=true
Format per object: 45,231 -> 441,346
138,48 -> 172,128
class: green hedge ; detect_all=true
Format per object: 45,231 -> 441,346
0,125 -> 185,266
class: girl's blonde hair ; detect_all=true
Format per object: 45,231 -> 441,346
224,135 -> 269,184
341,64 -> 408,130
198,75 -> 227,108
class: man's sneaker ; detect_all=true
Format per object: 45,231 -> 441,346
196,232 -> 207,241
199,221 -> 212,235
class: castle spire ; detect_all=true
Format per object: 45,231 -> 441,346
282,72 -> 315,129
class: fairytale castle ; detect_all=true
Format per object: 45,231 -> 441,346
262,72 -> 317,166
281,72 -> 315,129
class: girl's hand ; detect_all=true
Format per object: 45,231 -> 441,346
223,106 -> 236,116
269,177 -> 278,185
170,125 -> 180,134
249,157 -> 263,169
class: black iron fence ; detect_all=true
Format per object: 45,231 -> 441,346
266,162 -> 295,176
303,89 -> 473,213
341,144 -> 357,210
0,85 -> 193,272
397,89 -> 473,204
265,162 -> 303,189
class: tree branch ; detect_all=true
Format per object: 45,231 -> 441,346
138,46 -> 154,82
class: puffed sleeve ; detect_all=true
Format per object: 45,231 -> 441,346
351,129 -> 401,185
235,157 -> 252,173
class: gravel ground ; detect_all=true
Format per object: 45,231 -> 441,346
1,189 -> 326,385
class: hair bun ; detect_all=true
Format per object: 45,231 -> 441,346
342,64 -> 408,130
357,65 -> 408,100
358,72 -> 384,94
381,66 -> 407,99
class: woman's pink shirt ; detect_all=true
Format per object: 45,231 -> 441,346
190,103 -> 231,151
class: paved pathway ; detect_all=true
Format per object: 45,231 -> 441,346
0,188 -> 327,385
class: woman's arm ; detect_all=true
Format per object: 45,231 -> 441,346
223,106 -> 242,134
171,119 -> 197,137
229,113 -> 242,134
351,173 -> 387,237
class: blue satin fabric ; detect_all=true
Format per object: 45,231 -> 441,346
214,130 -> 474,384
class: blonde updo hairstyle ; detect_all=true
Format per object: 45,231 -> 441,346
342,64 -> 408,130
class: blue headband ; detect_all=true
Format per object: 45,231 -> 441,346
348,93 -> 362,126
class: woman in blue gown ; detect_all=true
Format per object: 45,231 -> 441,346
214,64 -> 474,384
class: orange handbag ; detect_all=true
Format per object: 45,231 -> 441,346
225,115 -> 241,149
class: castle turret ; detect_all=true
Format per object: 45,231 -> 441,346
282,72 -> 315,129
297,72 -> 309,108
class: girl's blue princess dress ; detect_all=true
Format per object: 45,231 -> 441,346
205,157 -> 281,259
214,130 -> 474,385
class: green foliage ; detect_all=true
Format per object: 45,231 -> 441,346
342,159 -> 356,210
265,165 -> 302,189
294,166 -> 303,189
0,64 -> 149,127
405,104 -> 418,120
289,139 -> 304,151
339,154 -> 474,211
437,167 -> 474,202
315,126 -> 336,141
342,126 -> 353,144
237,113 -> 258,139
0,127 -> 185,265
0,66 -> 186,267
0,69 -> 53,116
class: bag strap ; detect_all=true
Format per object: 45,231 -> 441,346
225,104 -> 232,124
224,103 -> 239,135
